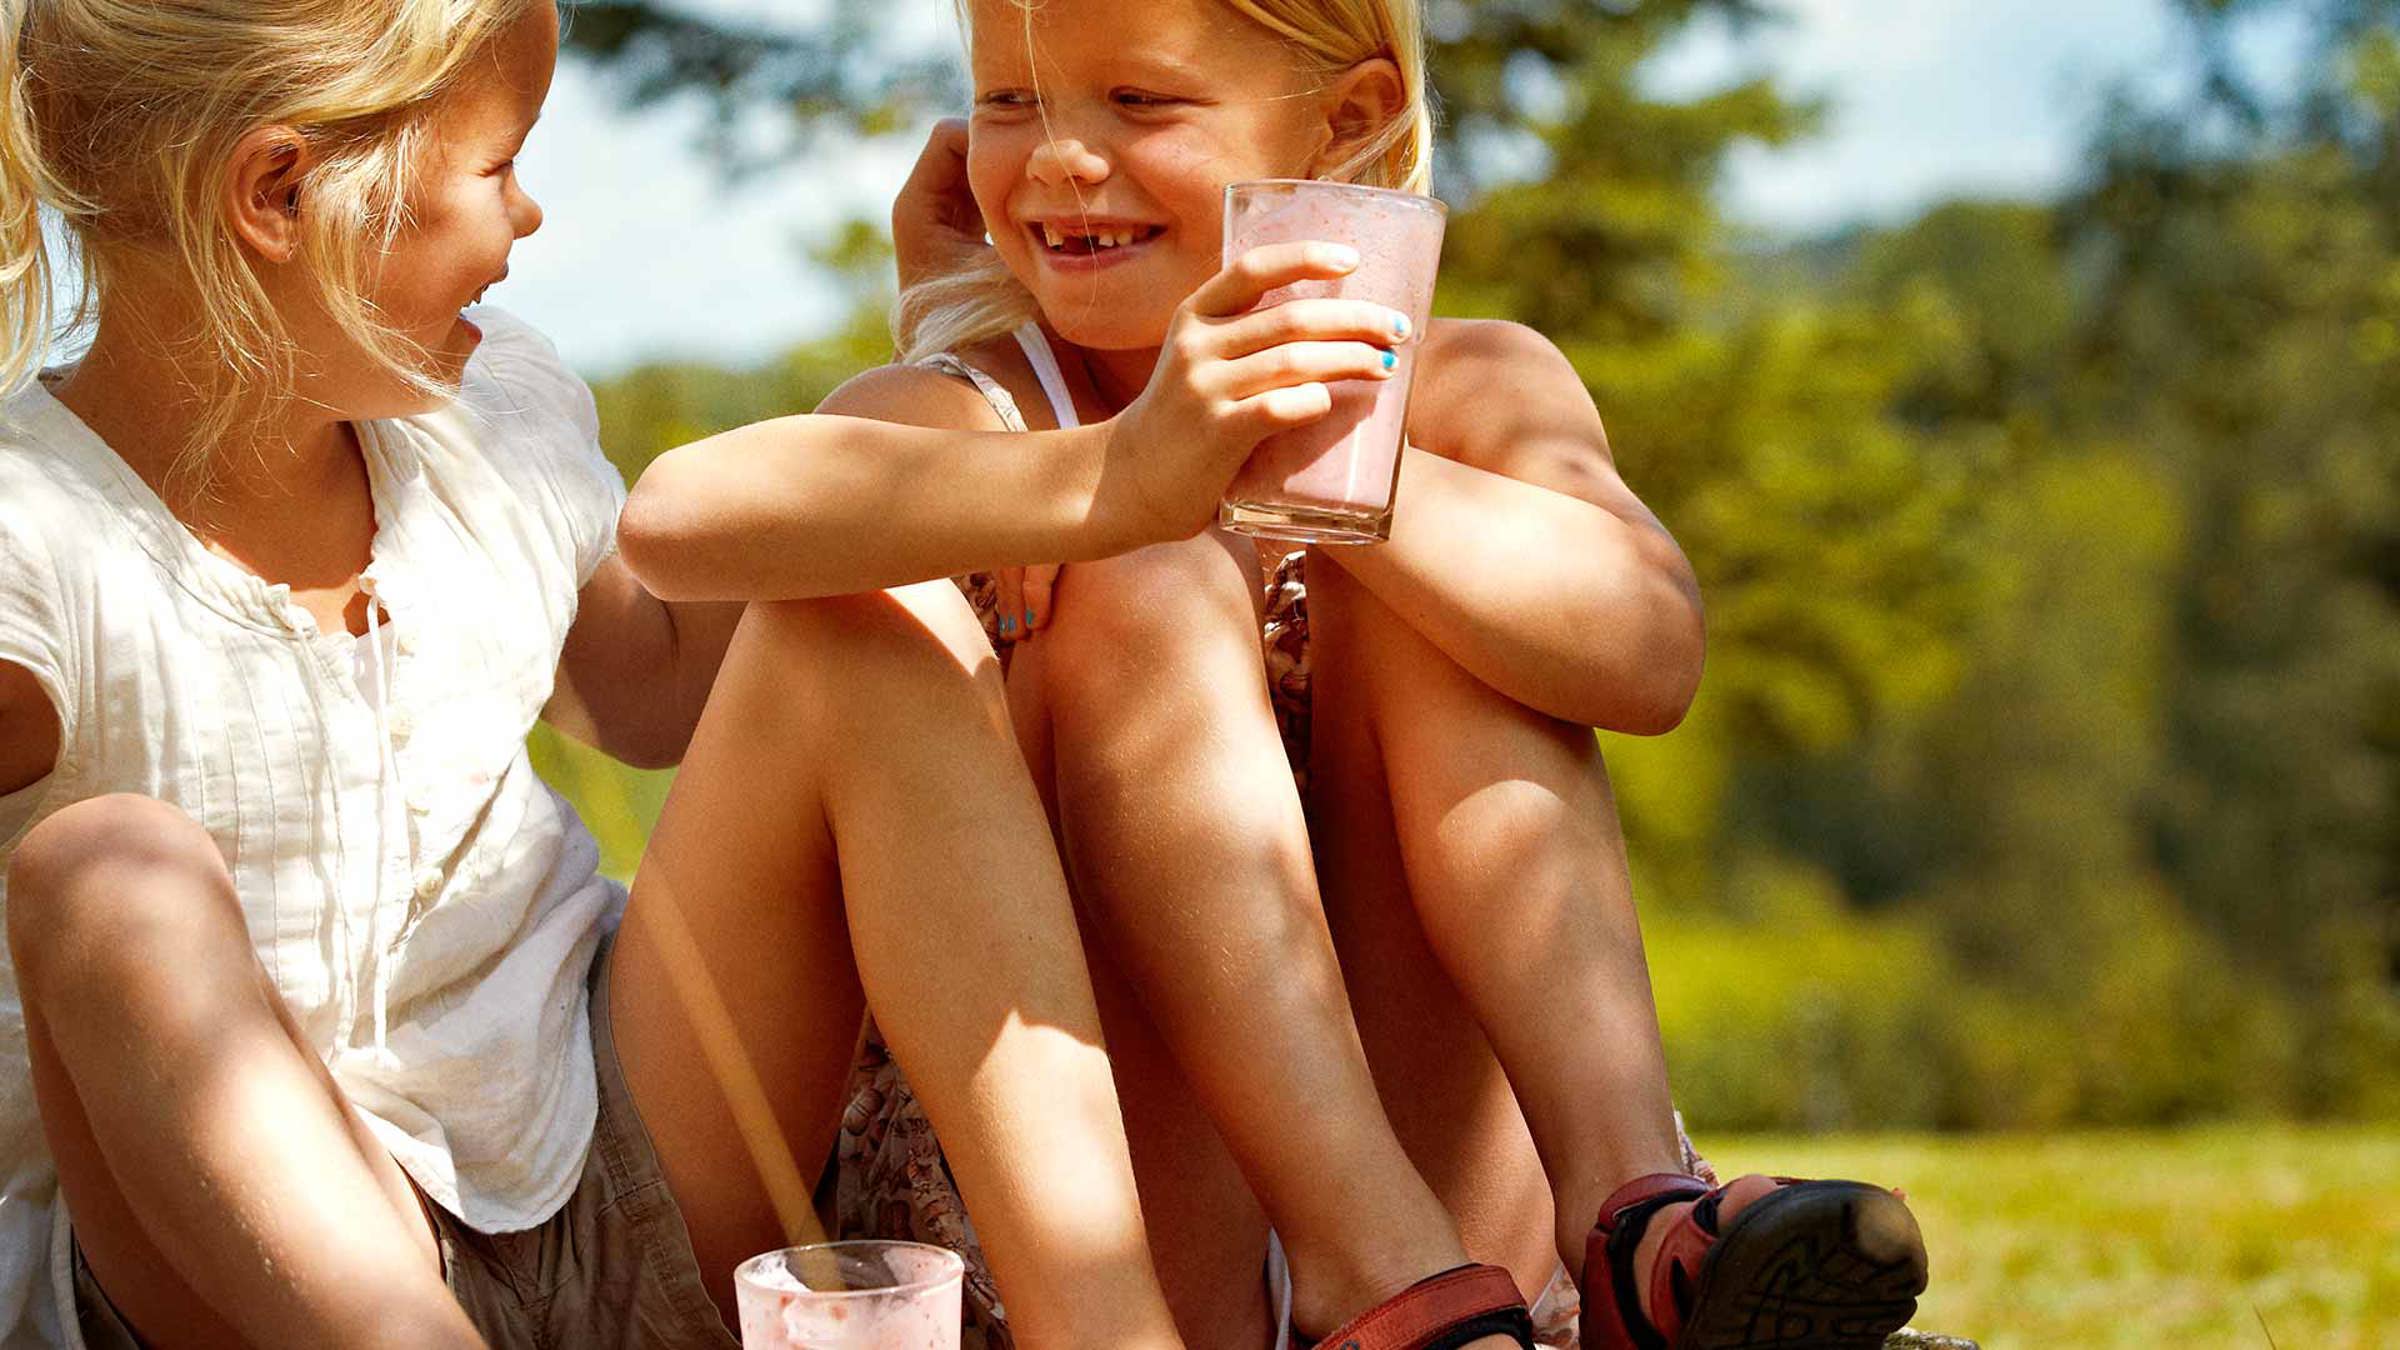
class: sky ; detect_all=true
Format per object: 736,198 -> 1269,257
489,0 -> 2306,376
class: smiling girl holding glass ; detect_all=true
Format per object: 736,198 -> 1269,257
625,1 -> 1930,1347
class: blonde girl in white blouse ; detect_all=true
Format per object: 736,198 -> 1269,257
0,2 -> 1365,1346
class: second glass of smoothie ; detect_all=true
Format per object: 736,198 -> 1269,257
734,1241 -> 964,1349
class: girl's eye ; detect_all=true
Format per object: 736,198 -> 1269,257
978,91 -> 1036,110
1114,91 -> 1180,108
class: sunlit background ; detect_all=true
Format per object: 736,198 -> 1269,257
501,2 -> 2400,1345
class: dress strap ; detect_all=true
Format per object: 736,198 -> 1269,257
1010,323 -> 1082,430
915,353 -> 1030,434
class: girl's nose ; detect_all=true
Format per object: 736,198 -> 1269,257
1026,136 -> 1111,188
512,185 -> 544,240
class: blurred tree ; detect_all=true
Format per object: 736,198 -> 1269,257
2070,1 -> 2400,1061
1418,4 -> 1989,909
560,0 -> 955,171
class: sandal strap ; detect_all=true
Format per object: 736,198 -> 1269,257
1582,1173 -> 1712,1350
1310,1263 -> 1535,1350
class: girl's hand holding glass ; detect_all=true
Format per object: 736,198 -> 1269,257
1094,240 -> 1410,545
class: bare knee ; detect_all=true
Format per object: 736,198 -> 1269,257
1042,538 -> 1261,698
749,583 -> 994,674
742,583 -> 1016,738
7,794 -> 243,1003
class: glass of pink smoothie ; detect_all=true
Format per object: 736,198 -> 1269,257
734,1241 -> 964,1350
1219,178 -> 1448,545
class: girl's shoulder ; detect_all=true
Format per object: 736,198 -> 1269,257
430,308 -> 625,586
1414,317 -> 1583,401
819,334 -> 1060,434
0,394 -> 122,563
458,306 -> 596,434
1408,318 -> 1604,470
0,416 -> 101,720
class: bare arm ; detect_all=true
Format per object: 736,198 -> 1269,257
619,242 -> 1412,606
572,372 -> 1123,765
1315,320 -> 1706,734
619,370 -> 1147,604
541,557 -> 745,770
0,659 -> 61,797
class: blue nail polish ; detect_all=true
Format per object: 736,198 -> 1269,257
1382,349 -> 1397,370
999,614 -> 1016,634
1393,314 -> 1410,339
1023,609 -> 1037,630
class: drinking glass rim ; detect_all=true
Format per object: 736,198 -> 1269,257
1224,178 -> 1449,217
735,1240 -> 966,1300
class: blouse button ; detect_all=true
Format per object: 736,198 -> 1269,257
412,867 -> 444,902
388,708 -> 415,742
408,788 -> 433,816
396,631 -> 419,657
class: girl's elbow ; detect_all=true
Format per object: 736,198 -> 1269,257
619,463 -> 716,602
1590,682 -> 1691,737
1631,670 -> 1701,736
615,499 -> 691,601
1651,612 -> 1708,730
1642,605 -> 1708,734
1590,600 -> 1704,736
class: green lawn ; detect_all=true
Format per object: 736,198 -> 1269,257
1701,1127 -> 2400,1349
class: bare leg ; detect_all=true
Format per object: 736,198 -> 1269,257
609,583 -> 1176,1349
1004,639 -> 1278,1350
1082,936 -> 1280,1350
1015,534 -> 1493,1340
6,794 -> 471,1349
1305,553 -> 1749,1306
1300,642 -> 1566,1304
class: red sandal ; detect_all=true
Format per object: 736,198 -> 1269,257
1582,1173 -> 1928,1350
1306,1263 -> 1535,1350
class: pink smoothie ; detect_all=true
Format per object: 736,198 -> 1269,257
1221,180 -> 1447,540
735,1245 -> 962,1350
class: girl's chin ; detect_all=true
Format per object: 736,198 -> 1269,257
1034,295 -> 1175,352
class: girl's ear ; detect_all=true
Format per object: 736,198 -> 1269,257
1311,56 -> 1408,179
224,127 -> 312,263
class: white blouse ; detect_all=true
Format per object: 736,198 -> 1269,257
0,309 -> 627,1347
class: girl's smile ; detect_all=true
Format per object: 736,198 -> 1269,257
1024,218 -> 1170,271
966,0 -> 1333,351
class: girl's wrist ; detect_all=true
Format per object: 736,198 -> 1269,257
1066,418 -> 1161,558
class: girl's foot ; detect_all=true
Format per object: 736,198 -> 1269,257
1301,1263 -> 1534,1350
1585,1172 -> 1927,1350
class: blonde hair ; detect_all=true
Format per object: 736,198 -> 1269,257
0,0 -> 546,488
895,0 -> 1433,363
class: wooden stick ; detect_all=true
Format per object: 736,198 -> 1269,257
585,762 -> 828,1251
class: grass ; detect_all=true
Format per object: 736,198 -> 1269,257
1701,1126 -> 2400,1349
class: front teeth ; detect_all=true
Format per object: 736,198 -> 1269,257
1041,224 -> 1144,251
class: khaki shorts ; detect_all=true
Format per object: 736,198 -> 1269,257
72,933 -> 740,1350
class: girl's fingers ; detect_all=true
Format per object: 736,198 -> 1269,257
1186,241 -> 1361,320
1235,382 -> 1335,435
1215,341 -> 1397,401
1021,564 -> 1059,634
1215,297 -> 1412,359
892,117 -> 987,293
994,567 -> 1027,644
